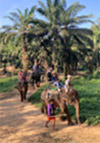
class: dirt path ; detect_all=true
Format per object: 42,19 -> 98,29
0,88 -> 100,143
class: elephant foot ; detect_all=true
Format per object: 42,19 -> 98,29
41,108 -> 44,113
24,99 -> 27,103
68,122 -> 74,126
60,116 -> 67,121
78,122 -> 81,126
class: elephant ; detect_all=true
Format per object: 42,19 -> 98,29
30,71 -> 42,88
17,81 -> 28,102
41,88 -> 81,125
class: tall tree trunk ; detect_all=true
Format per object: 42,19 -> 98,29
68,65 -> 71,74
63,48 -> 68,78
51,48 -> 58,72
43,51 -> 48,70
52,32 -> 58,72
63,62 -> 67,79
3,60 -> 7,74
22,33 -> 28,70
74,62 -> 78,71
88,56 -> 93,73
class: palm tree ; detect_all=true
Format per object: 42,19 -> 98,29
1,6 -> 36,69
91,19 -> 100,70
37,0 -> 64,66
38,0 -> 93,76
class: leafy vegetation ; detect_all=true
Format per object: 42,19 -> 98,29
0,76 -> 17,92
0,0 -> 100,126
28,74 -> 100,125
0,0 -> 94,76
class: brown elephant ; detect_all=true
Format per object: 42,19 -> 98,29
41,88 -> 81,125
17,81 -> 28,102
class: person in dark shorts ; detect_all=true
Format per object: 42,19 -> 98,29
45,99 -> 56,130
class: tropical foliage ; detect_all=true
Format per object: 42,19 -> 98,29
0,0 -> 99,76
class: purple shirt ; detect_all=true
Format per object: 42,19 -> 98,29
47,103 -> 55,117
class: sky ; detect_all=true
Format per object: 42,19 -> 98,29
0,0 -> 100,28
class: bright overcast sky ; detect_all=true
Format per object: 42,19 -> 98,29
0,0 -> 100,28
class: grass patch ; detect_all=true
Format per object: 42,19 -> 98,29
67,75 -> 100,125
28,85 -> 48,107
0,76 -> 17,93
29,74 -> 100,125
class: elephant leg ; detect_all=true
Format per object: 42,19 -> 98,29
23,93 -> 26,100
64,105 -> 74,125
31,80 -> 35,89
74,101 -> 81,125
21,86 -> 25,101
59,104 -> 65,120
36,80 -> 38,87
24,84 -> 28,100
18,84 -> 24,102
36,81 -> 40,87
33,81 -> 35,89
59,112 -> 65,121
38,76 -> 41,87
38,82 -> 40,87
20,90 -> 24,102
60,103 -> 73,125
42,101 -> 47,114
43,104 -> 47,114
41,105 -> 44,113
36,83 -> 38,87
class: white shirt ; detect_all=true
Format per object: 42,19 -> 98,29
65,79 -> 71,86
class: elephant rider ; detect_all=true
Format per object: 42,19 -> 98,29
18,71 -> 22,82
32,63 -> 39,72
51,72 -> 64,91
65,75 -> 72,93
18,69 -> 28,84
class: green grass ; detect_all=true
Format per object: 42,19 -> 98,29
28,73 -> 100,125
0,76 -> 17,92
73,76 -> 100,125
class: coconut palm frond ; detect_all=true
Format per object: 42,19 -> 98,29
29,6 -> 36,15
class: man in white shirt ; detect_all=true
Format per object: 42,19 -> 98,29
65,75 -> 72,93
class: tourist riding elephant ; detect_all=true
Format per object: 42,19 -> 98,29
30,71 -> 41,88
17,81 -> 28,102
41,88 -> 81,125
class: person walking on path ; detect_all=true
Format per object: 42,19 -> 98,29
45,99 -> 57,130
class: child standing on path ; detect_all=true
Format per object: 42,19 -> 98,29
45,99 -> 56,130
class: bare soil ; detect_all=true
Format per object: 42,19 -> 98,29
0,88 -> 100,143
